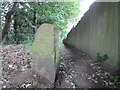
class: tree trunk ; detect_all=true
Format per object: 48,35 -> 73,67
13,12 -> 19,44
33,11 -> 37,34
1,2 -> 18,44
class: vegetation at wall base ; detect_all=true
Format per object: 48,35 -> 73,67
95,52 -> 109,66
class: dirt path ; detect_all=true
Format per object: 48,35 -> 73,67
55,44 -> 110,88
1,44 -> 117,88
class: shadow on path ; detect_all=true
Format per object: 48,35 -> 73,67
55,44 -> 109,88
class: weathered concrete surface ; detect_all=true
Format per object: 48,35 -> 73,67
0,8 -> 2,44
64,2 -> 119,74
31,23 -> 59,87
118,2 -> 120,74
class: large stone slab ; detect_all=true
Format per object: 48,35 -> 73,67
31,23 -> 59,87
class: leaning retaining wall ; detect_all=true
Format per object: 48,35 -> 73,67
64,2 -> 119,74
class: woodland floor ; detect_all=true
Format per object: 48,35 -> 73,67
0,44 -> 119,89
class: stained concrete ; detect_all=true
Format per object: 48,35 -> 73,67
64,2 -> 119,74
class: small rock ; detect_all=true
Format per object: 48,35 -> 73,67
103,80 -> 108,86
21,84 -> 26,88
33,75 -> 37,77
8,65 -> 13,68
100,77 -> 104,79
88,76 -> 92,80
3,86 -> 6,88
72,71 -> 75,73
90,64 -> 94,66
96,72 -> 100,76
26,84 -> 31,87
0,81 -> 4,84
92,74 -> 95,77
69,75 -> 72,79
94,80 -> 98,83
71,82 -> 74,86
65,80 -> 69,83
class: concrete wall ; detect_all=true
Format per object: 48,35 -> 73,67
64,2 -> 119,74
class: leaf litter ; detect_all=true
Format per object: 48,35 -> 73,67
0,44 -> 119,88
0,44 -> 46,88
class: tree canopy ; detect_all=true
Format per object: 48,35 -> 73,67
1,2 -> 80,44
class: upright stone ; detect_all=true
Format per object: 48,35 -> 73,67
31,23 -> 59,87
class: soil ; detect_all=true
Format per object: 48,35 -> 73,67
0,44 -> 119,89
54,44 -> 110,88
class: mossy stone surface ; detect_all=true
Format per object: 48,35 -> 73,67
31,23 -> 59,85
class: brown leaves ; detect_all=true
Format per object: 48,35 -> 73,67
0,44 -> 32,88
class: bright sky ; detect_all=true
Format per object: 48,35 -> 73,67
66,0 -> 95,32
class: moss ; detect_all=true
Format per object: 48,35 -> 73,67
31,24 -> 55,58
31,24 -> 59,83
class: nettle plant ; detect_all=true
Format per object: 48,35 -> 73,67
95,52 -> 109,65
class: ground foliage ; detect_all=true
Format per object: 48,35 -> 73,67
0,45 -> 119,88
